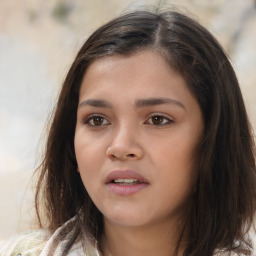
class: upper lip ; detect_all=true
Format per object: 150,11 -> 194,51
105,170 -> 149,184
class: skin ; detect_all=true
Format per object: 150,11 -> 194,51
74,50 -> 204,256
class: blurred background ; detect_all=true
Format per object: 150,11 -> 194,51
0,0 -> 255,240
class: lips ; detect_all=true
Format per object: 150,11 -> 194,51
105,170 -> 148,184
105,170 -> 149,196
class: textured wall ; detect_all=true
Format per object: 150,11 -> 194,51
0,0 -> 255,239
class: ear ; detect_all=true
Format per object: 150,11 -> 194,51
77,166 -> 80,173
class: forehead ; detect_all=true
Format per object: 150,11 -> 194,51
77,50 -> 203,129
79,50 -> 187,97
84,50 -> 170,76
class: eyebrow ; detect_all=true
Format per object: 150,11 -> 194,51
135,97 -> 185,109
79,99 -> 112,108
79,97 -> 185,110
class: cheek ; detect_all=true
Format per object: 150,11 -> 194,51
75,146 -> 101,203
153,153 -> 197,218
75,130 -> 103,165
75,134 -> 100,188
151,132 -> 196,168
150,131 -> 199,194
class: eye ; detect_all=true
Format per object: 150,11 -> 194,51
83,115 -> 110,126
146,115 -> 173,126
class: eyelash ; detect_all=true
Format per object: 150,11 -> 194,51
145,114 -> 173,126
82,114 -> 173,127
83,114 -> 110,126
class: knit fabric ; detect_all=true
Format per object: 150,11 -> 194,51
0,220 -> 252,256
0,229 -> 48,256
0,218 -> 100,256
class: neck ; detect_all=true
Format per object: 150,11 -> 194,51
100,217 -> 186,256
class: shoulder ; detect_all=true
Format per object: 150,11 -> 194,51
214,247 -> 255,256
39,218 -> 99,256
0,229 -> 49,256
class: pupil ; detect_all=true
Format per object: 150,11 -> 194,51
94,117 -> 103,125
153,116 -> 163,124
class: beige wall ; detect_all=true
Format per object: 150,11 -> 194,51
0,0 -> 255,239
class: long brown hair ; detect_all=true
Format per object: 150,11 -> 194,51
35,9 -> 256,255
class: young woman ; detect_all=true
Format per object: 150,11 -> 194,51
1,9 -> 255,256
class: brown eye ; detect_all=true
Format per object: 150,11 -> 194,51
152,116 -> 164,125
84,115 -> 110,126
91,116 -> 104,126
147,115 -> 172,126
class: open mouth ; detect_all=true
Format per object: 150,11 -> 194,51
111,178 -> 141,185
105,170 -> 149,195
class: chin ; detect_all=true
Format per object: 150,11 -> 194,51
103,208 -> 153,228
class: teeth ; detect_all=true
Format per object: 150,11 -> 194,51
113,178 -> 139,184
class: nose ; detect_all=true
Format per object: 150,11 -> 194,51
106,125 -> 144,161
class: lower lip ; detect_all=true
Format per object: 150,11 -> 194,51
106,183 -> 148,196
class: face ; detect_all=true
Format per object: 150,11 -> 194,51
74,50 -> 204,229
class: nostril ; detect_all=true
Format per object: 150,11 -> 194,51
106,144 -> 143,160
